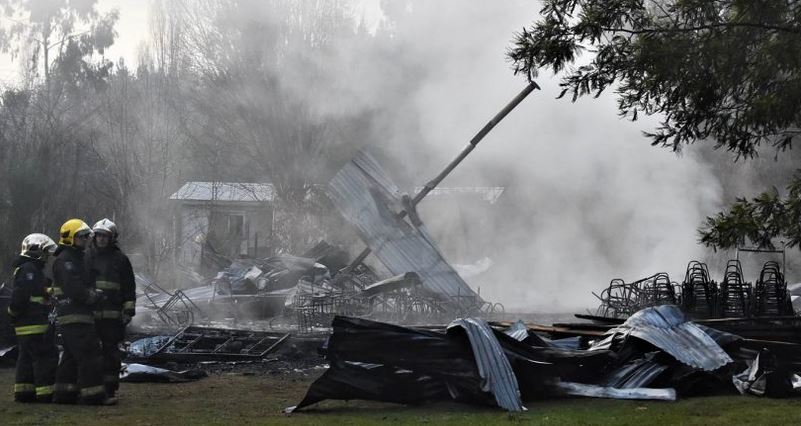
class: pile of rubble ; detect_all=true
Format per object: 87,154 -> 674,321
135,151 -> 510,333
134,248 -> 486,333
134,242 -> 380,331
289,305 -> 801,413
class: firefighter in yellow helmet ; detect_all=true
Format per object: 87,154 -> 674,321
86,218 -> 135,398
8,233 -> 59,402
51,219 -> 115,405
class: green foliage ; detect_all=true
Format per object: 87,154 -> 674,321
700,171 -> 801,249
509,0 -> 801,157
0,1 -> 120,274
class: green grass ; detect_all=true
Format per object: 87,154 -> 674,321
1,368 -> 800,425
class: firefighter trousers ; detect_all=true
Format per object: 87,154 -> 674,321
53,323 -> 106,404
14,329 -> 58,403
95,319 -> 124,396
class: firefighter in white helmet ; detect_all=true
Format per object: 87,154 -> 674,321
8,233 -> 59,402
85,218 -> 135,398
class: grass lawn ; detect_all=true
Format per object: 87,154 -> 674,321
1,367 -> 801,425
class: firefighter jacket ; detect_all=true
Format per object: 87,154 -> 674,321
7,256 -> 52,336
51,245 -> 98,325
85,244 -> 136,320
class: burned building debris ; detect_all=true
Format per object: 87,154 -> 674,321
2,118 -> 798,415
327,150 -> 488,317
127,326 -> 289,363
290,303 -> 801,413
86,87 -> 540,354
288,305 -> 801,411
130,147 -> 516,333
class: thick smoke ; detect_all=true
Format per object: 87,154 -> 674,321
5,1 -> 776,312
20,0 -> 747,312
225,0 -> 726,312
280,0 -> 724,312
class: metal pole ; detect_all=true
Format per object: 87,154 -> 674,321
344,82 -> 540,272
413,81 -> 540,204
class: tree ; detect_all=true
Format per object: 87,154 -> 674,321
0,0 -> 118,273
508,0 -> 801,250
174,0 -> 372,253
700,171 -> 801,250
509,0 -> 801,157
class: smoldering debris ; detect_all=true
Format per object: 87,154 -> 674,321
283,245 -> 801,412
327,150 -> 486,315
132,150 -> 512,333
4,133 -> 793,413
133,241 -> 483,333
289,304 -> 801,413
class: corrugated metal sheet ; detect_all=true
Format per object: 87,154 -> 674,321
448,318 -> 524,412
504,320 -> 529,342
609,305 -> 732,371
170,182 -> 274,202
328,151 -> 479,307
696,324 -> 742,347
548,337 -> 582,350
556,381 -> 676,401
602,356 -> 667,388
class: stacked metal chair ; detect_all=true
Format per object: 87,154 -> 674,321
680,261 -> 717,319
636,272 -> 677,310
594,273 -> 677,319
717,259 -> 752,317
753,261 -> 792,316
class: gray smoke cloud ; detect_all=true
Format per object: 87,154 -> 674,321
295,1 -> 725,312
157,0 -> 730,312
261,0 -> 726,312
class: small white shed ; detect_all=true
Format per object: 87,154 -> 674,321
170,182 -> 275,274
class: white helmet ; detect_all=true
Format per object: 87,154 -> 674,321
92,218 -> 118,241
20,233 -> 57,260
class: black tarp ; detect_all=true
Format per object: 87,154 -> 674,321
289,316 -> 615,412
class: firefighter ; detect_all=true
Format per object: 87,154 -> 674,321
7,233 -> 59,403
51,219 -> 115,405
86,218 -> 135,398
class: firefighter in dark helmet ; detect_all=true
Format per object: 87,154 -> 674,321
8,233 -> 59,403
86,218 -> 135,398
51,219 -> 115,405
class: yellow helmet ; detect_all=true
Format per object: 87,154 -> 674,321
59,219 -> 92,246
